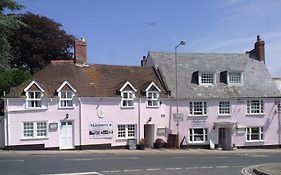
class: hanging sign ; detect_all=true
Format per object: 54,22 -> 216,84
89,122 -> 113,139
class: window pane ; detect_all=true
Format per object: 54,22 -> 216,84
201,73 -> 214,84
229,73 -> 241,84
61,92 -> 66,98
67,92 -> 72,98
118,125 -> 126,138
28,92 -> 34,98
219,101 -> 230,114
36,122 -> 47,137
35,92 -> 41,98
23,122 -> 34,137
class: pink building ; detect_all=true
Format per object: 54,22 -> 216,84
1,36 -> 280,150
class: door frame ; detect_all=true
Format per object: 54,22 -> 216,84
144,124 -> 154,148
59,120 -> 74,150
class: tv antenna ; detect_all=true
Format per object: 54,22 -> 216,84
143,21 -> 156,51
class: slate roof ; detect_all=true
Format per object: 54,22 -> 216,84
6,61 -> 167,98
147,51 -> 281,99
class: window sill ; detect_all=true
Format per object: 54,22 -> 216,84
20,137 -> 49,141
246,140 -> 265,143
189,115 -> 208,117
146,106 -> 160,108
218,114 -> 231,117
246,113 -> 265,117
116,138 -> 136,141
58,106 -> 75,110
9,107 -> 48,113
189,141 -> 208,144
121,106 -> 135,109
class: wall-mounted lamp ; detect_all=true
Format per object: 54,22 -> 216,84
147,117 -> 152,124
212,125 -> 216,130
65,113 -> 69,120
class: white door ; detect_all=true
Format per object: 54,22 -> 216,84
60,121 -> 74,149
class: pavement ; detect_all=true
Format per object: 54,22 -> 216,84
1,148 -> 281,175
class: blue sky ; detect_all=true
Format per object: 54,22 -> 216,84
17,0 -> 281,76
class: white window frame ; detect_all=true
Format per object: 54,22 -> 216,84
246,127 -> 264,142
189,101 -> 207,116
146,91 -> 159,107
247,100 -> 264,114
22,121 -> 48,139
219,101 -> 231,115
58,91 -> 74,108
121,91 -> 135,108
189,128 -> 208,143
199,72 -> 215,85
26,91 -> 43,108
117,124 -> 136,139
228,72 -> 243,85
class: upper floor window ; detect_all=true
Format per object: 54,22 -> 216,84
56,80 -> 76,109
219,101 -> 230,115
59,91 -> 74,108
246,127 -> 264,141
189,101 -> 207,116
121,91 -> 134,107
119,81 -> 137,108
24,80 -> 45,108
228,72 -> 242,85
199,73 -> 214,85
26,91 -> 42,108
22,121 -> 47,139
145,82 -> 161,108
247,100 -> 264,114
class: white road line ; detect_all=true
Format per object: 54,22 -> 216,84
185,167 -> 199,169
101,170 -> 120,173
41,172 -> 103,175
0,159 -> 24,162
165,168 -> 182,170
123,169 -> 141,172
65,157 -> 139,161
146,168 -> 161,171
171,156 -> 228,159
232,165 -> 245,168
216,166 -> 229,168
200,166 -> 213,169
241,165 -> 258,175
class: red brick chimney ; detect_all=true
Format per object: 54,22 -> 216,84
74,37 -> 87,64
246,35 -> 265,63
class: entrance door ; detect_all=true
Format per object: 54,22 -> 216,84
144,124 -> 154,147
218,128 -> 232,150
60,121 -> 74,149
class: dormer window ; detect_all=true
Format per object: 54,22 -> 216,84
119,81 -> 137,108
145,82 -> 161,108
24,80 -> 44,108
26,91 -> 42,108
199,73 -> 215,85
228,72 -> 242,85
56,81 -> 76,109
121,91 -> 134,107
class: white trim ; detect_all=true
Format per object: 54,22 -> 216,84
21,121 -> 48,139
56,80 -> 77,92
199,72 -> 215,86
120,91 -> 135,108
119,81 -> 137,92
24,80 -> 45,92
145,82 -> 161,92
146,91 -> 160,108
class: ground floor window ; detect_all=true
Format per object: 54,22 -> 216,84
246,127 -> 264,141
117,124 -> 136,139
189,128 -> 208,143
22,121 -> 47,138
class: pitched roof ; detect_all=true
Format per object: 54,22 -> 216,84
6,61 -> 167,98
147,51 -> 281,99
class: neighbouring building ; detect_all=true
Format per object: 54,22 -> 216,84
1,36 -> 280,150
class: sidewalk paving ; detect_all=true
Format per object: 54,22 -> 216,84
254,163 -> 281,175
1,148 -> 281,156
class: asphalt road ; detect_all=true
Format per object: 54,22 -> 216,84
0,152 -> 281,175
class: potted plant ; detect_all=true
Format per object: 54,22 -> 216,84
153,138 -> 164,149
137,138 -> 145,150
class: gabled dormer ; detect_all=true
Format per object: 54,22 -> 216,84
119,81 -> 137,108
56,80 -> 76,108
145,82 -> 161,107
24,80 -> 44,108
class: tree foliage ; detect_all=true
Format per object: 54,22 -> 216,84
0,69 -> 30,115
9,13 -> 75,74
0,0 -> 24,69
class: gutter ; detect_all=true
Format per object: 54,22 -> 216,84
79,98 -> 82,150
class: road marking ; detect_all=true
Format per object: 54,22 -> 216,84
165,168 -> 182,170
101,170 -> 120,173
41,172 -> 103,175
171,156 -> 228,159
185,167 -> 199,169
123,169 -> 141,172
216,166 -> 229,168
146,168 -> 161,171
65,157 -> 139,161
232,165 -> 245,168
241,165 -> 258,175
200,166 -> 213,169
0,159 -> 24,162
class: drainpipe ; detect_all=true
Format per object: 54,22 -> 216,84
279,108 -> 281,148
79,98 -> 82,150
138,98 -> 141,142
